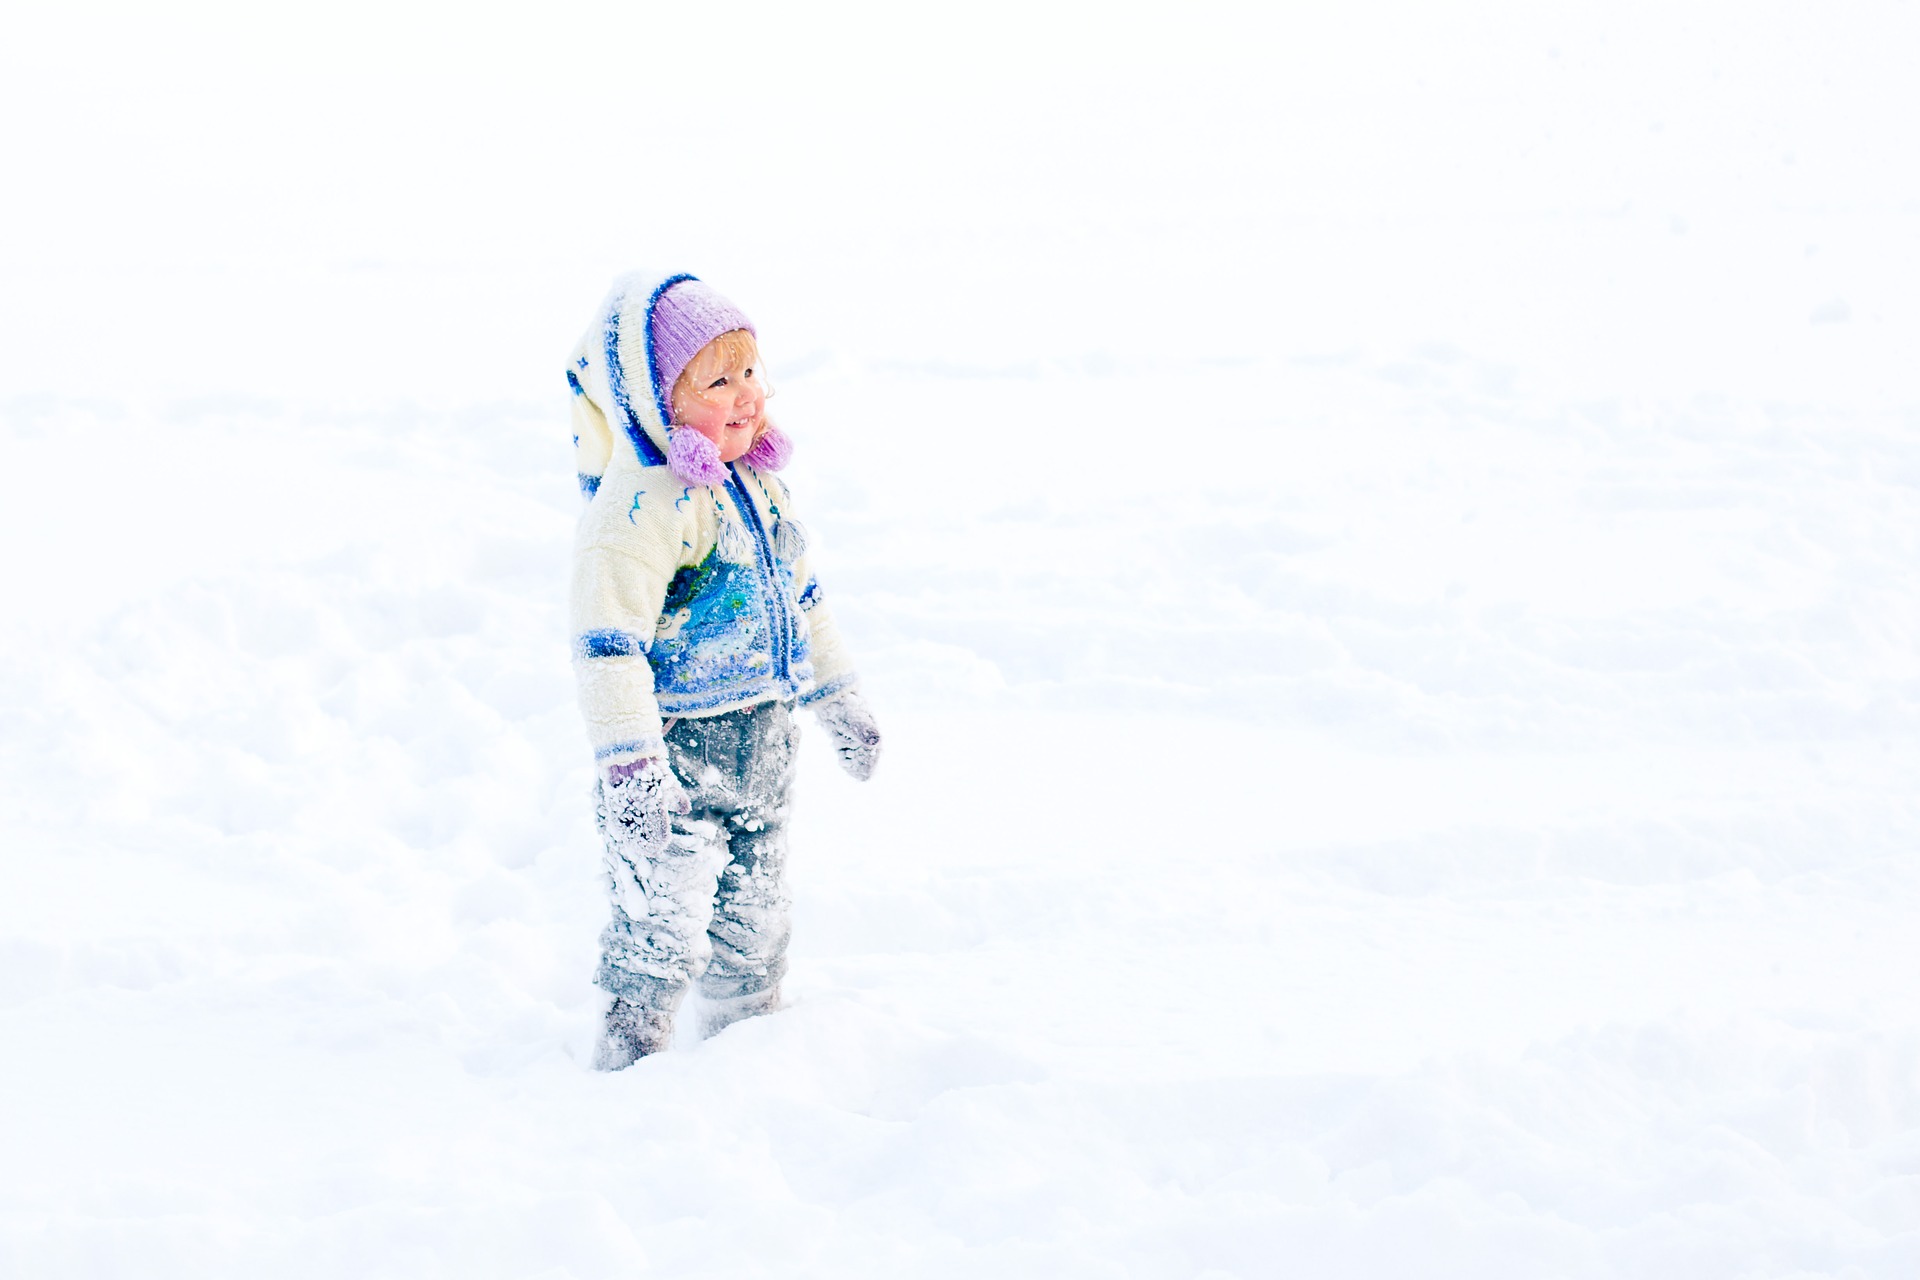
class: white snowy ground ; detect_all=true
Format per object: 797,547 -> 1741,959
3,3 -> 1919,1276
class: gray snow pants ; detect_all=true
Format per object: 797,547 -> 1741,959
593,699 -> 798,1038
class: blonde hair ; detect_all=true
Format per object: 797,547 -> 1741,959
670,329 -> 765,422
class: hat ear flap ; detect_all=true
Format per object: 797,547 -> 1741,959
743,423 -> 793,472
666,426 -> 727,486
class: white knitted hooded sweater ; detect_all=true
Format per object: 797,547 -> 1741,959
564,271 -> 859,771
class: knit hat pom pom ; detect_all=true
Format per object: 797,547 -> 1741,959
667,427 -> 727,486
743,423 -> 793,472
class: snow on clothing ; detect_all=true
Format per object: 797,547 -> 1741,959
565,270 -> 859,774
567,270 -> 870,1060
593,700 -> 797,1050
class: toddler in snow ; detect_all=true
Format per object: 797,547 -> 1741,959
563,272 -> 880,1069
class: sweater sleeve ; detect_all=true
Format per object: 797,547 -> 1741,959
569,463 -> 696,769
786,511 -> 860,705
797,575 -> 860,705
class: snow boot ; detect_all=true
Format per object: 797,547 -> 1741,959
698,985 -> 782,1040
593,995 -> 674,1071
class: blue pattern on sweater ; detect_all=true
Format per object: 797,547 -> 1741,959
578,629 -> 647,659
642,535 -> 815,715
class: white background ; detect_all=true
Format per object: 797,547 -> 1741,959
3,2 -> 1918,1275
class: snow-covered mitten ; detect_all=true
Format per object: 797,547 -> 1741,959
604,756 -> 693,815
810,689 -> 881,781
596,758 -> 693,915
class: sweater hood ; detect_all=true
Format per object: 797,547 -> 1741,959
567,269 -> 697,482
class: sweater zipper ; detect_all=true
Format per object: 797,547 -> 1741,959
725,463 -> 793,687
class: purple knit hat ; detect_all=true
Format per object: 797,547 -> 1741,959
648,279 -> 755,413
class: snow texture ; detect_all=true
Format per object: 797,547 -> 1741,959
3,2 -> 1920,1277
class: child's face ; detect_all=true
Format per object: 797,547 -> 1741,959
670,332 -> 766,463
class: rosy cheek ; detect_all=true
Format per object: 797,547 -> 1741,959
683,418 -> 725,446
